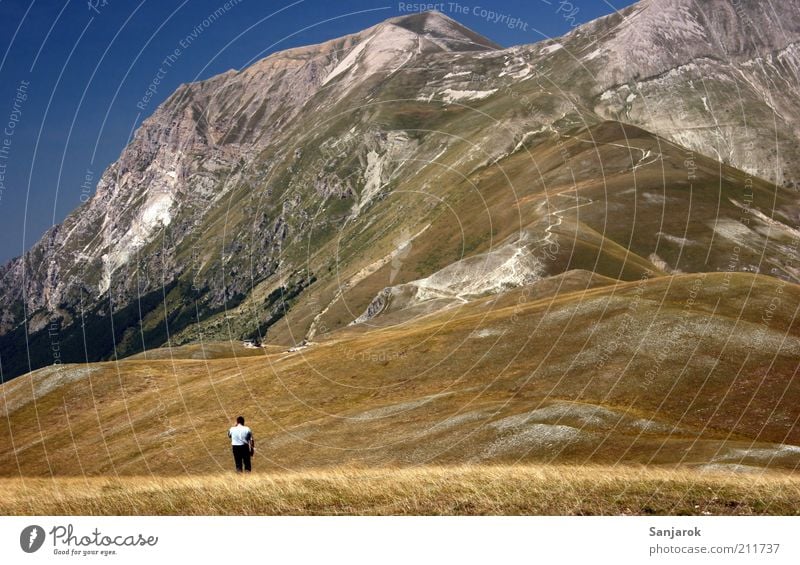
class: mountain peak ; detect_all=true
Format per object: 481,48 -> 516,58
243,9 -> 498,77
312,10 -> 498,88
384,10 -> 500,51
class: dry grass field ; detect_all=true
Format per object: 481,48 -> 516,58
3,465 -> 800,515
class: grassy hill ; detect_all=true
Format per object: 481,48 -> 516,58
2,272 -> 798,480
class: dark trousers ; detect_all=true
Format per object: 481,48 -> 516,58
232,444 -> 251,472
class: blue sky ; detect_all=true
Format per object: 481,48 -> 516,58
0,0 -> 635,264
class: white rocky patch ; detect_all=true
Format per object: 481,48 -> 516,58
140,191 -> 174,230
425,410 -> 489,432
440,88 -> 497,103
657,232 -> 696,247
352,242 -> 544,324
540,42 -> 563,54
322,24 -> 419,90
511,67 -> 532,79
484,423 -> 585,457
323,37 -> 372,86
351,131 -> 415,217
729,198 -> 800,241
512,128 -> 553,153
712,444 -> 800,463
584,48 -> 604,61
469,328 -> 506,339
492,402 -> 674,434
641,192 -> 666,205
648,253 -> 677,274
497,55 -> 534,80
412,244 -> 542,301
710,219 -> 754,243
352,392 -> 452,421
99,189 -> 175,294
358,150 -> 385,210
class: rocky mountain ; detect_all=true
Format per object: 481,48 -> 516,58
1,2 -> 799,385
0,12 -> 500,377
567,0 -> 800,186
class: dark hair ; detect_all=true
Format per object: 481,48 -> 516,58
236,416 -> 245,425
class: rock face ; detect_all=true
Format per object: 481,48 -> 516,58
0,12 -> 496,314
1,4 -> 799,381
567,0 -> 800,185
0,12 -> 500,378
580,0 -> 800,86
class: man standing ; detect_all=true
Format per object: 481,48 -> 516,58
228,416 -> 254,472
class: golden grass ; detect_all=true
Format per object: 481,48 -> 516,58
2,465 -> 800,516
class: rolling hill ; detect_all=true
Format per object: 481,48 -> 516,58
1,272 -> 798,477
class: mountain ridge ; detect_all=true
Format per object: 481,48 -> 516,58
1,0 -> 799,383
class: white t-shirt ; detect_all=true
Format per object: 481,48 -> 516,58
228,425 -> 252,446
